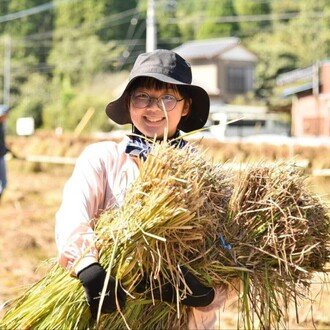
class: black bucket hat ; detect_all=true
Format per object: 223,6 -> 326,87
105,49 -> 210,132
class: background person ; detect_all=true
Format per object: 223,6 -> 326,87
0,105 -> 9,202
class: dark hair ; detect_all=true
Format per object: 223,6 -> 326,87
125,76 -> 191,109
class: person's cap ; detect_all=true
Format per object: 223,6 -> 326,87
105,49 -> 210,132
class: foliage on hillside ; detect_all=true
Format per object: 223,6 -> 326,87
0,0 -> 329,132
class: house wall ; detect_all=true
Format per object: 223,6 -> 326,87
218,60 -> 255,102
189,55 -> 256,103
287,61 -> 330,137
189,60 -> 220,96
292,94 -> 330,136
221,45 -> 258,62
321,62 -> 330,94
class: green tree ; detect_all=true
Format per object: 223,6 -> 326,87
248,32 -> 298,100
49,33 -> 115,84
50,0 -> 141,80
271,0 -> 301,15
195,0 -> 238,39
233,0 -> 271,37
270,0 -> 304,31
50,0 -> 114,83
0,2 -> 9,34
7,73 -> 51,131
0,34 -> 44,112
4,0 -> 54,64
157,0 -> 182,49
285,0 -> 330,67
53,0 -> 105,37
246,0 -> 329,103
102,0 -> 139,41
175,0 -> 207,41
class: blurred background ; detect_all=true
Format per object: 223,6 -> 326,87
0,0 -> 330,328
0,0 -> 329,137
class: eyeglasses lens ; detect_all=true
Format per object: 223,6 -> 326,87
132,94 -> 177,111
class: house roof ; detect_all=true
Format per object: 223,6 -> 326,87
282,82 -> 314,97
276,59 -> 330,86
276,66 -> 313,86
173,37 -> 241,60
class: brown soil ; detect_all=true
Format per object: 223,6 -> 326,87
0,160 -> 72,306
0,133 -> 329,328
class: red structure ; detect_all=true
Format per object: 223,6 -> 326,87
291,61 -> 330,137
281,61 -> 330,137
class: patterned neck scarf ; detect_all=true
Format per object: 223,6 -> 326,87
125,127 -> 187,161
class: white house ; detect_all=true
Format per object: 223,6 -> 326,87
173,37 -> 258,104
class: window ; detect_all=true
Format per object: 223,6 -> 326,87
228,120 -> 266,128
226,66 -> 253,94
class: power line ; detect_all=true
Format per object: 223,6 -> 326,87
10,51 -> 131,74
19,7 -> 142,42
6,11 -> 328,60
12,9 -> 328,49
0,0 -> 83,24
167,10 -> 327,24
5,5 -> 328,47
117,21 -> 147,71
159,0 -> 275,6
10,39 -> 53,47
3,2 -> 328,75
15,7 -> 324,46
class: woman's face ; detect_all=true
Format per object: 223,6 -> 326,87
129,87 -> 190,139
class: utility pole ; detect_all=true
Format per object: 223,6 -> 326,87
313,61 -> 320,135
146,0 -> 156,52
3,36 -> 11,108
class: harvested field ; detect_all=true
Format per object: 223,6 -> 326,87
1,132 -> 329,329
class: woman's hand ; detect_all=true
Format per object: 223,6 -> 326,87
136,266 -> 215,307
77,263 -> 126,318
187,285 -> 229,330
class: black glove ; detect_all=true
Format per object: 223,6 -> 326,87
136,267 -> 214,307
77,263 -> 126,318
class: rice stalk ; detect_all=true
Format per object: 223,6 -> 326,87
1,143 -> 329,330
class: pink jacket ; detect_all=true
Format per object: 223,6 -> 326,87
55,138 -> 226,329
55,138 -> 138,273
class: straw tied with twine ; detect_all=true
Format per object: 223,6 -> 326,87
1,141 -> 329,330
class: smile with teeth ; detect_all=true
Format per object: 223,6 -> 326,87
144,116 -> 164,123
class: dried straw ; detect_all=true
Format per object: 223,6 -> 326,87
1,143 -> 329,330
203,163 -> 330,329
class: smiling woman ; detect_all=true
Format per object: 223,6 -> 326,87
0,112 -> 8,201
128,82 -> 190,138
106,49 -> 210,133
48,49 -> 229,329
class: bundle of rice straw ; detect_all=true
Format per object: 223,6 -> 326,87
1,142 -> 329,330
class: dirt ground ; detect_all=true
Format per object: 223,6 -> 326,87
0,160 -> 71,304
1,137 -> 330,329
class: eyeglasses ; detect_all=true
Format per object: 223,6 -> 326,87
131,92 -> 184,112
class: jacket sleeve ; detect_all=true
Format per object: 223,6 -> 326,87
187,285 -> 228,330
55,145 -> 107,275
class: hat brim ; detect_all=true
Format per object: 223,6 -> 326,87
105,73 -> 210,133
